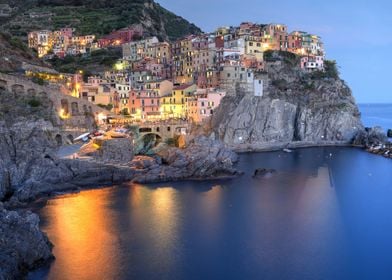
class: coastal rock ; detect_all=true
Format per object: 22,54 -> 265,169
211,53 -> 364,150
352,127 -> 388,147
133,136 -> 240,183
253,168 -> 277,178
0,205 -> 53,279
92,138 -> 134,164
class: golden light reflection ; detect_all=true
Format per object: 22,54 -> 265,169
150,187 -> 179,247
44,189 -> 119,280
128,185 -> 181,271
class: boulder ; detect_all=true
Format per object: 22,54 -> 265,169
253,168 -> 277,178
133,136 -> 240,183
352,127 -> 388,147
94,138 -> 134,164
0,205 -> 53,279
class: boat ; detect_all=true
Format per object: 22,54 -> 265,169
283,148 -> 293,153
74,132 -> 90,143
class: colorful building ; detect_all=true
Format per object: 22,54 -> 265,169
161,84 -> 196,119
187,89 -> 226,123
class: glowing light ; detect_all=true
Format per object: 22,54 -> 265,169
59,108 -> 70,119
114,62 -> 124,71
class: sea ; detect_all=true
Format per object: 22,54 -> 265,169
359,103 -> 392,133
27,104 -> 392,280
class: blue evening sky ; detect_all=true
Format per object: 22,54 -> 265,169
156,0 -> 391,103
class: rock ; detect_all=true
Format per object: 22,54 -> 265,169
133,136 -> 240,183
253,168 -> 277,178
0,206 -> 53,279
352,127 -> 388,147
92,138 -> 134,164
387,129 -> 392,138
211,56 -> 364,150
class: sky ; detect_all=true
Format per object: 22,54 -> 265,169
156,0 -> 392,103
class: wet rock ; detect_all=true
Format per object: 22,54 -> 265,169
0,205 -> 53,279
352,127 -> 388,147
133,136 -> 240,183
253,168 -> 277,178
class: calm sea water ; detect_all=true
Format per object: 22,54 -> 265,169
359,103 -> 392,132
29,147 -> 392,280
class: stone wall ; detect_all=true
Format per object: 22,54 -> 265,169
0,73 -> 109,132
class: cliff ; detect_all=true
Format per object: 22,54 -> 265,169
211,52 -> 364,151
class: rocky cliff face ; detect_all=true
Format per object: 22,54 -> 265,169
0,203 -> 53,279
211,53 -> 364,150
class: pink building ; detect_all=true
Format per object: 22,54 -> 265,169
187,89 -> 226,123
128,90 -> 161,120
59,28 -> 74,38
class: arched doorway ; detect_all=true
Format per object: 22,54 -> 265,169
55,134 -> 63,146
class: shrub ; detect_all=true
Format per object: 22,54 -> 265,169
324,60 -> 339,79
28,99 -> 41,107
165,138 -> 175,146
31,76 -> 45,85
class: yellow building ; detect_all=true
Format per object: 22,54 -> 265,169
160,84 -> 196,119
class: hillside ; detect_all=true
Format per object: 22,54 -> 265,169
0,32 -> 48,72
0,0 -> 202,41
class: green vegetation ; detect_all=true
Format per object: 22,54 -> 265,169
27,98 -> 41,107
165,137 -> 176,146
120,108 -> 130,116
31,76 -> 46,85
264,50 -> 300,66
97,103 -> 113,111
48,48 -> 122,73
309,60 -> 340,80
2,0 -> 201,40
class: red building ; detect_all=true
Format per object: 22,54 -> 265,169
98,25 -> 143,48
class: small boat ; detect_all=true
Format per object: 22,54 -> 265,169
74,132 -> 90,142
283,148 -> 293,153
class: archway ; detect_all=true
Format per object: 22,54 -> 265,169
71,102 -> 79,116
66,134 -> 74,144
60,99 -> 69,115
55,134 -> 63,146
27,88 -> 36,96
138,133 -> 162,155
0,79 -> 7,91
11,84 -> 25,95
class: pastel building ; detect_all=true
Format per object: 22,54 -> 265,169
187,89 -> 226,123
128,90 -> 161,120
161,84 -> 196,119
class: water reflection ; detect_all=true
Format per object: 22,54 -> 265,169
41,188 -> 120,280
29,147 -> 392,280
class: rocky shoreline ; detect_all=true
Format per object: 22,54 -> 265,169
0,203 -> 53,279
1,127 -> 390,279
